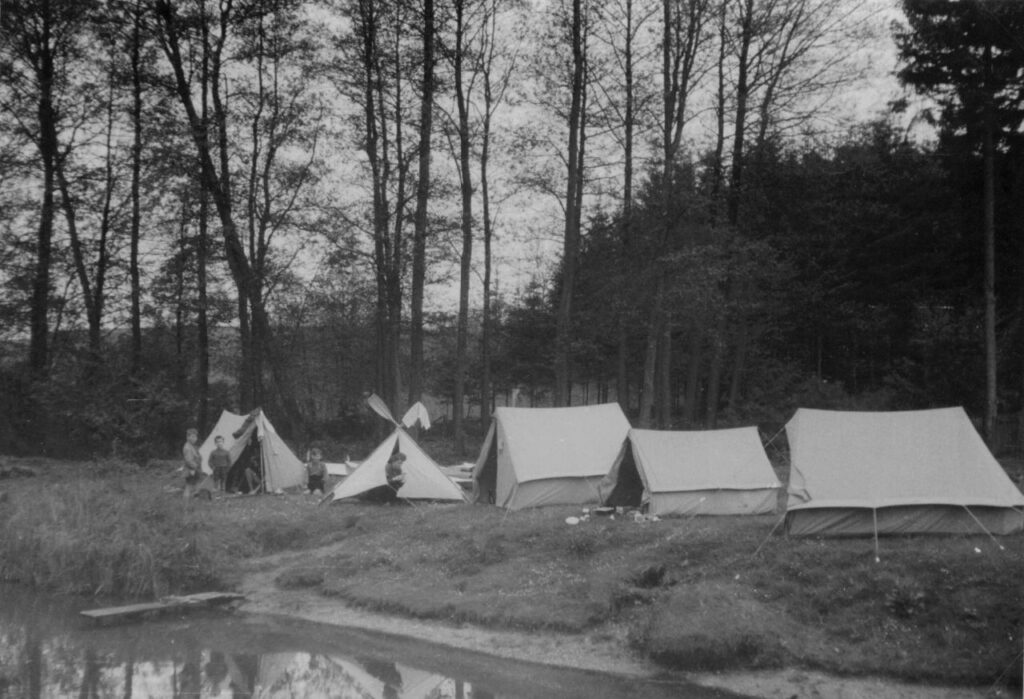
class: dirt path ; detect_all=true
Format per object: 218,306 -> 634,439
233,546 -> 1009,699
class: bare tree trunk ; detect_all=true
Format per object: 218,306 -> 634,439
727,0 -> 754,227
727,321 -> 750,413
453,0 -> 472,456
197,25 -> 211,429
983,42 -> 997,440
657,314 -> 672,427
129,0 -> 144,376
617,0 -> 636,415
555,0 -> 587,406
637,279 -> 662,427
410,0 -> 436,410
683,322 -> 702,425
705,314 -> 727,428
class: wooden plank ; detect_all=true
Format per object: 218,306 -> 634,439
80,592 -> 245,624
80,601 -> 171,620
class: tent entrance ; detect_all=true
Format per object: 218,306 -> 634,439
474,432 -> 498,505
226,438 -> 260,494
603,446 -> 644,509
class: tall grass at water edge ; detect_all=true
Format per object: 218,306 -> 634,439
0,479 -> 217,597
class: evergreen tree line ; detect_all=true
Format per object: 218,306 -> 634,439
0,0 -> 1022,459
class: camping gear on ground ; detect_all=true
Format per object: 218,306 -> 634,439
784,406 -> 1024,537
599,427 -> 782,517
471,403 -> 631,510
325,396 -> 467,504
199,409 -> 306,493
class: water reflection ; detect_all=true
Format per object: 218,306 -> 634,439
0,585 -> 746,698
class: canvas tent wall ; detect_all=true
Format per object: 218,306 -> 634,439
327,427 -> 467,503
785,407 -> 1024,536
200,409 -> 306,492
472,403 -> 631,510
601,427 -> 781,516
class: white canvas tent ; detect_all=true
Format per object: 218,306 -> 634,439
326,428 -> 467,502
200,408 -> 306,492
326,395 -> 466,503
600,427 -> 782,516
785,407 -> 1024,536
472,403 -> 631,510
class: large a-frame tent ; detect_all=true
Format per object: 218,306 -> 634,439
472,403 -> 631,510
785,407 -> 1024,536
600,427 -> 782,516
200,408 -> 306,492
326,428 -> 467,503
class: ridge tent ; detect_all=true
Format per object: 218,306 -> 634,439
200,408 -> 306,493
472,403 -> 631,510
785,407 -> 1024,537
600,427 -> 782,516
325,427 -> 467,503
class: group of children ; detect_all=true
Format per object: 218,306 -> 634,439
180,428 -> 267,499
181,428 -> 405,500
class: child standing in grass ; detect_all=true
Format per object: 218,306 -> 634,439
306,448 -> 326,495
208,435 -> 232,492
182,428 -> 202,499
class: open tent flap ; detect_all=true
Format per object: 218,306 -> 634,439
197,409 -> 306,492
471,421 -> 498,504
598,440 -> 648,508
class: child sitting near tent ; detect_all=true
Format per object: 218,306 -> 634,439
358,452 -> 407,504
383,452 -> 406,502
306,448 -> 327,495
243,455 -> 262,494
208,435 -> 232,492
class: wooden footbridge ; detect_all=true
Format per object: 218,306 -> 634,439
80,591 -> 245,625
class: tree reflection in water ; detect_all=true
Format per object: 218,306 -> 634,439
0,585 -> 736,699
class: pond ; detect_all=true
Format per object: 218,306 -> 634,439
0,585 -> 750,698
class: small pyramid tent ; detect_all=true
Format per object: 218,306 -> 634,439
200,408 -> 306,492
601,427 -> 781,516
327,396 -> 466,503
785,407 -> 1024,536
327,428 -> 467,502
472,403 -> 631,510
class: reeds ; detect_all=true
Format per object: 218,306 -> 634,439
0,480 -> 216,598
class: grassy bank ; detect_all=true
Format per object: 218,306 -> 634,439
0,456 -> 1022,689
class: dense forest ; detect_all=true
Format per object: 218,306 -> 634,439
1,0 -> 1022,460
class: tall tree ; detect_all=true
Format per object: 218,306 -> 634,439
450,0 -> 474,454
553,0 -> 590,406
897,0 -> 1024,438
410,0 -> 438,413
152,0 -> 304,428
0,0 -> 96,376
477,0 -> 519,423
334,0 -> 416,412
637,0 -> 711,427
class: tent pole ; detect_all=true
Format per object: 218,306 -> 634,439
872,509 -> 880,563
962,506 -> 1005,551
762,424 -> 786,448
500,485 -> 518,523
751,513 -> 786,557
